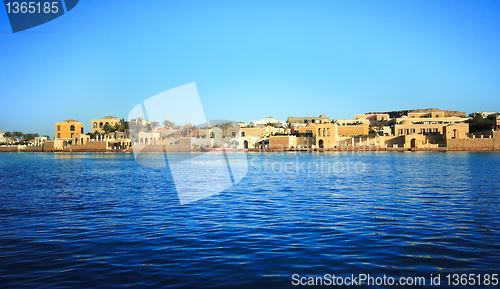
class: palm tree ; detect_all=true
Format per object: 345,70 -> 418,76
149,121 -> 160,131
265,122 -> 279,128
114,122 -> 124,138
12,131 -> 23,144
182,122 -> 196,137
3,132 -> 12,145
219,122 -> 233,138
119,118 -> 129,131
102,123 -> 113,134
23,133 -> 35,143
114,122 -> 124,132
284,123 -> 295,134
163,120 -> 176,129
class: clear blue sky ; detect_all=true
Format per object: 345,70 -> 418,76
1,0 -> 499,137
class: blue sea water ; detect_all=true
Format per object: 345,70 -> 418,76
0,152 -> 499,288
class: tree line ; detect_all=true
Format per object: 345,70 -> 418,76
1,131 -> 50,145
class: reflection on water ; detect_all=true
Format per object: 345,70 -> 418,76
0,152 -> 499,288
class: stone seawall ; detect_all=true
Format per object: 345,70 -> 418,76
446,132 -> 500,151
23,147 -> 43,152
0,146 -> 19,152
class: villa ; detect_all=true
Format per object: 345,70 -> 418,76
91,116 -> 120,134
55,120 -> 84,140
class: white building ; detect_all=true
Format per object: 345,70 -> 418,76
250,117 -> 286,128
34,136 -> 48,146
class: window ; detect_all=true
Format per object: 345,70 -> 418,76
93,122 -> 97,128
241,132 -> 245,137
57,125 -> 61,131
71,133 -> 74,138
81,128 -> 83,133
57,133 -> 60,138
70,125 -> 75,131
232,132 -> 236,138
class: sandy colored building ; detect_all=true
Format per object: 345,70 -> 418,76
354,113 -> 390,123
91,116 -> 120,134
55,120 -> 84,140
71,133 -> 90,146
337,120 -> 369,136
241,126 -> 271,138
296,122 -> 339,148
288,115 -> 330,124
393,115 -> 465,136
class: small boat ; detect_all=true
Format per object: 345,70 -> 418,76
215,147 -> 233,152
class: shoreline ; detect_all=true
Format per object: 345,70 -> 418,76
1,147 -> 499,153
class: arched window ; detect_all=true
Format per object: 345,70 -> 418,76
70,125 -> 75,131
99,122 -> 103,128
93,122 -> 98,128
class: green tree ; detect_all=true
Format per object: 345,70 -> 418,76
114,122 -> 124,133
149,121 -> 160,131
465,113 -> 497,133
119,118 -> 129,131
284,123 -> 295,134
12,131 -> 23,144
86,132 -> 97,140
43,135 -> 50,140
163,120 -> 176,129
265,122 -> 279,128
102,123 -> 113,134
218,122 -> 233,138
23,133 -> 36,142
3,132 -> 12,145
183,122 -> 197,137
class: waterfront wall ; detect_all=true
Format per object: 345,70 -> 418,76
446,131 -> 500,151
269,136 -> 295,150
23,146 -> 43,152
0,146 -> 20,152
63,141 -> 109,152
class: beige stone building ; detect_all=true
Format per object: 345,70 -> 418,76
91,116 -> 120,133
296,122 -> 339,148
288,115 -> 330,124
393,115 -> 464,136
337,120 -> 370,136
354,113 -> 390,124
